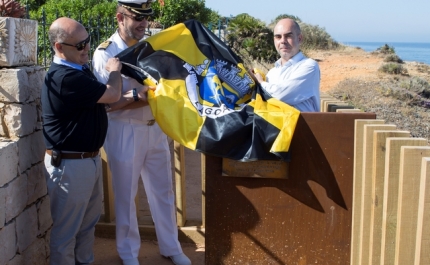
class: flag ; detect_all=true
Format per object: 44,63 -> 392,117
117,19 -> 300,161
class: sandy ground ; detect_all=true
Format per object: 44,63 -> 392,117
94,237 -> 205,265
308,46 -> 430,92
308,47 -> 384,91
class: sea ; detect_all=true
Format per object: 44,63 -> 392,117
341,42 -> 430,65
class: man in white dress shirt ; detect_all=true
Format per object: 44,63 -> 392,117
251,18 -> 320,112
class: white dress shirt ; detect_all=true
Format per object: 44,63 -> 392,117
260,51 -> 321,112
92,30 -> 154,121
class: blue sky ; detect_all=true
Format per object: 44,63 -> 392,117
204,0 -> 430,43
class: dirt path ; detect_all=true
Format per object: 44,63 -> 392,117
307,46 -> 385,92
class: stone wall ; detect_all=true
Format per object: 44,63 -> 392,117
0,66 -> 50,265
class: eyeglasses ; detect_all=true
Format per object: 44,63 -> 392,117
121,12 -> 151,22
60,35 -> 91,51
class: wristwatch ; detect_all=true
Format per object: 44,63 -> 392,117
132,88 -> 139,101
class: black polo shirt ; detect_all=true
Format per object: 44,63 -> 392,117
42,63 -> 108,152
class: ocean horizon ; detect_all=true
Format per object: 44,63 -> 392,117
341,41 -> 430,65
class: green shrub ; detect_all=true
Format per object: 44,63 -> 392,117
226,13 -> 339,65
151,0 -> 215,28
30,0 -> 116,22
379,63 -> 407,75
226,13 -> 278,63
374,44 -> 395,54
400,77 -> 430,98
267,14 -> 302,29
384,54 -> 403,63
299,23 -> 339,52
30,0 -> 117,66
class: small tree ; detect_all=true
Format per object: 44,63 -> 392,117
226,13 -> 278,64
151,0 -> 215,28
30,0 -> 116,23
29,0 -> 117,66
268,13 -> 301,29
299,23 -> 339,51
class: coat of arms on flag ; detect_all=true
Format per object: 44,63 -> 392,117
117,19 -> 300,162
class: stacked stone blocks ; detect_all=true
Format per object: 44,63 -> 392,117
0,66 -> 49,265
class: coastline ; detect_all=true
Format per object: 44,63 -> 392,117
340,42 -> 430,65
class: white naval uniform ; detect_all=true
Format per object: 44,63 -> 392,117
92,30 -> 182,259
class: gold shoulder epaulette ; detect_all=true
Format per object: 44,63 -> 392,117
97,40 -> 112,50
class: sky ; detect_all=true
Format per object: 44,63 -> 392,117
204,0 -> 430,43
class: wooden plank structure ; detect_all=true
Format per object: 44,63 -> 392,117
101,148 -> 115,222
394,147 -> 430,265
415,157 -> 430,265
336,109 -> 362,113
358,124 -> 397,265
174,141 -> 187,226
349,121 -> 430,265
379,138 -> 428,265
204,112 -> 376,264
368,130 -> 410,265
94,90 -> 430,264
328,104 -> 355,112
350,120 -> 385,265
321,100 -> 345,112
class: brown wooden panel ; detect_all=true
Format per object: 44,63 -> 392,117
205,112 -> 376,265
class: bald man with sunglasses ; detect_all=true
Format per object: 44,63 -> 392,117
92,1 -> 191,265
41,17 -> 150,265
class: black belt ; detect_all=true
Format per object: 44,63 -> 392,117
46,150 -> 99,159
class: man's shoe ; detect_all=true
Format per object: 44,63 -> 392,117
165,253 -> 191,265
122,257 -> 139,265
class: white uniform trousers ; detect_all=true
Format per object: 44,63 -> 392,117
104,118 -> 182,260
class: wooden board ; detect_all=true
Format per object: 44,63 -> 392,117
368,130 -> 410,265
358,124 -> 397,265
415,157 -> 430,265
205,112 -> 376,265
222,159 -> 289,179
336,109 -> 362,113
394,147 -> 430,265
350,119 -> 385,265
380,138 -> 428,265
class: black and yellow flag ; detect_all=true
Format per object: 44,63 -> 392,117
117,19 -> 300,161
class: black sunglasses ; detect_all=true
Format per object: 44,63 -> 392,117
60,35 -> 91,51
121,12 -> 151,22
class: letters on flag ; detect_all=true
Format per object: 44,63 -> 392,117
117,19 -> 300,161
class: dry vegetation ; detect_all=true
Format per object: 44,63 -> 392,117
329,77 -> 430,140
309,46 -> 430,141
